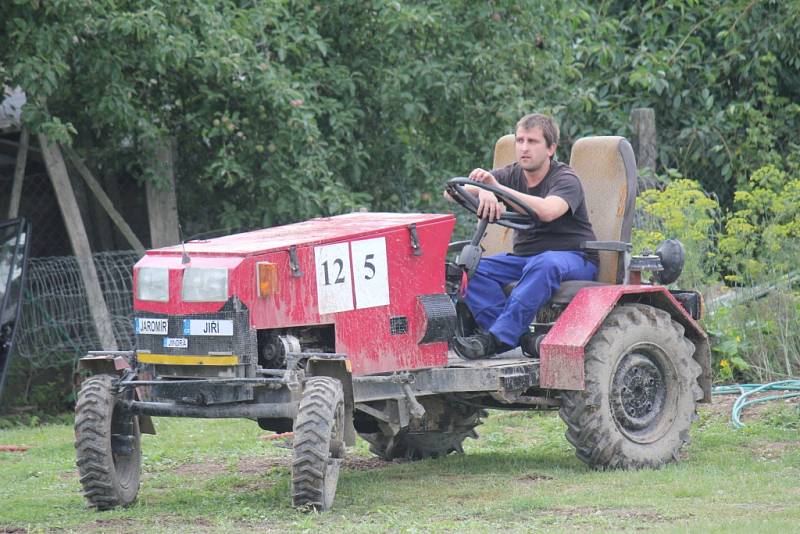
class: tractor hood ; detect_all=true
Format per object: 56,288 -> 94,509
133,212 -> 455,319
149,212 -> 452,256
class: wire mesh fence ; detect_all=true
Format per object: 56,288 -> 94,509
12,251 -> 141,376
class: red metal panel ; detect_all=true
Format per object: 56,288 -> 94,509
134,213 -> 456,376
133,255 -> 244,315
150,213 -> 454,256
539,285 -> 705,391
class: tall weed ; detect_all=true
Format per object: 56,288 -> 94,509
634,166 -> 800,382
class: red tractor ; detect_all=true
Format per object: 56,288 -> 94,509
74,135 -> 710,511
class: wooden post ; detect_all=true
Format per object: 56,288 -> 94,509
145,137 -> 180,248
630,107 -> 658,190
38,133 -> 118,350
7,127 -> 29,218
63,144 -> 146,255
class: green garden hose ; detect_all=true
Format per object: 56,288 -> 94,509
711,381 -> 800,428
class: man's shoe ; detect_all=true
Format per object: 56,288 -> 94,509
452,331 -> 498,360
520,332 -> 543,359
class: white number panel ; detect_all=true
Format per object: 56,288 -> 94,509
351,237 -> 390,310
314,242 -> 354,315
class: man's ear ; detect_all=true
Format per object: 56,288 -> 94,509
547,143 -> 557,159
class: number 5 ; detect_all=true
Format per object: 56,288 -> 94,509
363,254 -> 375,280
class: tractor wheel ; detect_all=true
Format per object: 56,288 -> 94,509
74,374 -> 141,509
360,397 -> 485,460
559,304 -> 703,470
291,377 -> 346,511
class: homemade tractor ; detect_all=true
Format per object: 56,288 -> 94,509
74,135 -> 711,511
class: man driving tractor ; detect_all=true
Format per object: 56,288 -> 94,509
446,113 -> 598,360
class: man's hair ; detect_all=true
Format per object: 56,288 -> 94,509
516,113 -> 560,148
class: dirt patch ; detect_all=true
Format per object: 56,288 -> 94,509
1,527 -> 29,533
164,453 -> 395,481
700,394 -> 736,419
544,506 -> 673,523
83,518 -> 137,532
343,455 -> 399,470
517,472 -> 553,484
237,455 -> 396,474
170,460 -> 228,478
82,515 -> 216,533
750,440 -> 797,461
237,456 -> 291,475
702,391 -> 800,423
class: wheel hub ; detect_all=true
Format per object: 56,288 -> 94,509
611,352 -> 666,433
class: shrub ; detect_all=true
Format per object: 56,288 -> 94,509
633,175 -> 721,289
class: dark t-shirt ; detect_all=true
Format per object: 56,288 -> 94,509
491,161 -> 598,263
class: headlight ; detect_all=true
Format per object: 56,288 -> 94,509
182,268 -> 228,302
137,267 -> 169,302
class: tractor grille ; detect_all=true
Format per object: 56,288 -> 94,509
134,297 -> 257,378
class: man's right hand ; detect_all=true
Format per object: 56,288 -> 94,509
476,189 -> 505,222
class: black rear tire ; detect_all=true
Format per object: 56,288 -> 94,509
291,377 -> 345,511
75,374 -> 141,509
359,397 -> 485,460
559,304 -> 703,469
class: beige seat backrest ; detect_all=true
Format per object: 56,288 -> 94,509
481,134 -> 638,284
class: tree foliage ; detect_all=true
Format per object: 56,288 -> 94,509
2,0 -> 798,231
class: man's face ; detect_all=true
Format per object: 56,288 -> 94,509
515,126 -> 556,173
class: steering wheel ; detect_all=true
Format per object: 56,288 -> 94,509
446,177 -> 538,231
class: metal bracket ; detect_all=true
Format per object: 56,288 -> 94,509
408,223 -> 422,256
289,245 -> 302,277
401,383 -> 426,419
353,372 -> 425,420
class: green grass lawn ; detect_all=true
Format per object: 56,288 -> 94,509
1,397 -> 798,533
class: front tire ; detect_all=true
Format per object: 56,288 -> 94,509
75,374 -> 141,509
291,377 -> 346,511
559,304 -> 703,469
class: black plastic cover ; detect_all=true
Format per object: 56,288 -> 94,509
418,294 -> 457,344
0,218 -> 30,403
670,290 -> 703,320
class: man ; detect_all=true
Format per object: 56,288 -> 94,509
448,113 -> 598,359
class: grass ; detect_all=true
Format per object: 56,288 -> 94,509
1,397 -> 799,533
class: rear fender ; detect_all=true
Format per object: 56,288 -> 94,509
540,285 -> 711,402
76,354 -> 157,434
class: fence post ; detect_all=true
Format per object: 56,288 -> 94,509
145,137 -> 180,248
38,133 -> 118,351
630,107 -> 658,190
7,127 -> 28,219
63,144 -> 146,255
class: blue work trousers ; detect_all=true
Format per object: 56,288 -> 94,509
464,251 -> 598,347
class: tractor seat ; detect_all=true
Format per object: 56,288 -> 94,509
483,134 -> 638,307
503,279 -> 608,303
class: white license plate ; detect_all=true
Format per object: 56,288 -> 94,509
182,319 -> 233,336
135,318 -> 168,335
163,337 -> 188,348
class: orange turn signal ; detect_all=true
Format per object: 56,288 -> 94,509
257,262 -> 278,298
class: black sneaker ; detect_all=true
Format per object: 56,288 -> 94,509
452,331 -> 499,360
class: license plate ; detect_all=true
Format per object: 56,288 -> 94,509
182,319 -> 233,336
163,337 -> 189,348
135,318 -> 168,335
